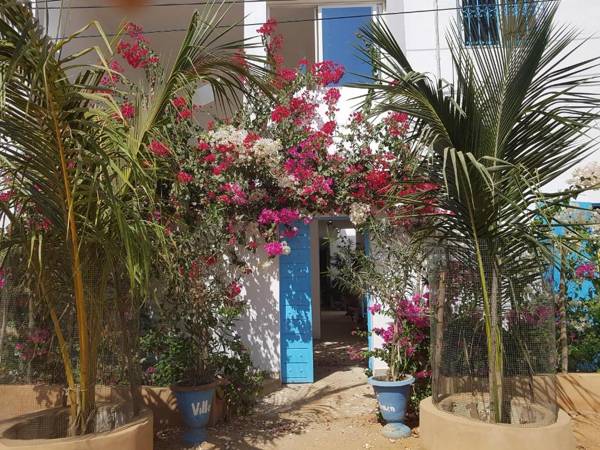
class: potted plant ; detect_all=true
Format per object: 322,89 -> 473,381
333,223 -> 432,439
146,195 -> 248,445
0,1 -> 261,445
358,2 -> 600,448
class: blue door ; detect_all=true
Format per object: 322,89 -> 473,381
280,222 -> 314,383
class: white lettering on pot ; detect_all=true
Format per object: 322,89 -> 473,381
191,400 -> 211,416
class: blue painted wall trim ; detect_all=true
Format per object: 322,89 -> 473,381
279,222 -> 314,383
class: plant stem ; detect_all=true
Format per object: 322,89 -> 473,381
558,247 -> 568,373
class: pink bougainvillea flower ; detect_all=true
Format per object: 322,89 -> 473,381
258,208 -> 279,225
100,60 -> 124,85
125,22 -> 144,39
264,241 -> 284,257
368,303 -> 382,315
277,208 -> 300,225
415,370 -> 431,379
228,281 -> 242,299
381,325 -> 395,343
149,140 -> 171,157
276,67 -> 297,85
282,227 -> 299,239
271,105 -> 291,123
0,191 -> 12,202
177,108 -> 192,120
311,60 -> 345,86
120,101 -> 135,119
197,140 -> 210,152
320,120 -> 337,135
257,18 -> 278,36
324,88 -> 341,105
176,171 -> 193,184
350,111 -> 364,124
171,96 -> 187,109
575,263 -> 597,279
203,153 -> 216,164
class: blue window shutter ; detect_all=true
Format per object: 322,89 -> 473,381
280,222 -> 314,383
321,6 -> 373,85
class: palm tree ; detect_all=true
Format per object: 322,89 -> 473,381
358,2 -> 600,423
0,0 -> 265,434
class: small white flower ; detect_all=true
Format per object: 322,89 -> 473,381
568,162 -> 600,191
281,241 -> 291,256
349,203 -> 371,225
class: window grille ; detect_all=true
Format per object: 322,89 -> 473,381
462,0 -> 536,46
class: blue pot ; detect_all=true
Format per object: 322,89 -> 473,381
368,375 -> 415,424
173,384 -> 215,446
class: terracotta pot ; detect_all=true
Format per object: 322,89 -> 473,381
0,406 -> 153,450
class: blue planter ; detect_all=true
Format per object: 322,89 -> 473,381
173,384 -> 215,446
368,375 -> 414,438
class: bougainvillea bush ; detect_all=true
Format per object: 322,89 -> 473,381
185,19 -> 437,255
95,20 -> 267,413
99,17 -> 437,413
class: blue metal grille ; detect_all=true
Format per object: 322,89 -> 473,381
463,1 -> 536,46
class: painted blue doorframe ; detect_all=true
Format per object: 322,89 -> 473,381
279,221 -> 314,383
279,218 -> 373,383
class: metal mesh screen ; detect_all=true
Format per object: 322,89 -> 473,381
0,256 -> 142,438
429,241 -> 557,426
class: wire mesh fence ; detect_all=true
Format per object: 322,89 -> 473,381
0,257 -> 143,438
428,240 -> 557,426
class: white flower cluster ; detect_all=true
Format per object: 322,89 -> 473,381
252,138 -> 282,165
208,125 -> 282,167
209,125 -> 247,147
349,202 -> 371,225
555,207 -> 600,235
568,162 -> 600,191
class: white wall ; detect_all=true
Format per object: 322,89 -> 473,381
235,248 -> 281,375
383,0 -> 600,202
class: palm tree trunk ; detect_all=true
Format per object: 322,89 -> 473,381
489,263 -> 504,422
46,90 -> 93,434
432,261 -> 447,399
472,235 -> 503,423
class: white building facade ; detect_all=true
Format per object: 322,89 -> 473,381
39,0 -> 600,380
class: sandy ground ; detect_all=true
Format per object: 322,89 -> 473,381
156,311 -> 600,450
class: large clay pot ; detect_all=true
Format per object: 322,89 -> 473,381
0,406 -> 153,450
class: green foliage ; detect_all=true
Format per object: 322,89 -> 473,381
358,1 -> 600,423
569,298 -> 600,372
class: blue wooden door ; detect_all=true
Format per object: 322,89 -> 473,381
279,222 -> 314,383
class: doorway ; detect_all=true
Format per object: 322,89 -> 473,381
312,218 -> 369,379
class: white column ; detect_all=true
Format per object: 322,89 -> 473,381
383,0 -> 406,52
244,0 -> 268,59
